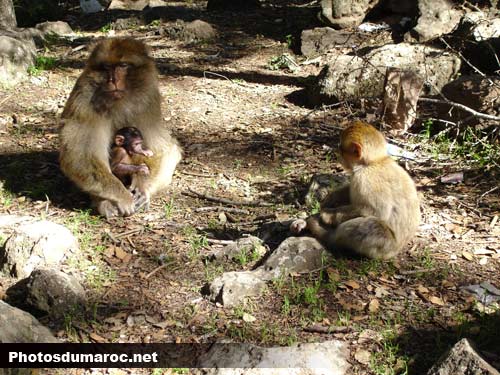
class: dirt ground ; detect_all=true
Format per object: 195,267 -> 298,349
0,1 -> 499,374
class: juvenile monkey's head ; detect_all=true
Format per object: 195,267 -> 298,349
338,121 -> 388,170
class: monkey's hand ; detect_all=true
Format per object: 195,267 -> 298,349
133,189 -> 150,211
290,219 -> 308,234
137,164 -> 150,175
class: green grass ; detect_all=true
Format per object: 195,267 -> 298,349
28,55 -> 57,75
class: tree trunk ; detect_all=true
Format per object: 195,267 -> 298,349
0,0 -> 17,29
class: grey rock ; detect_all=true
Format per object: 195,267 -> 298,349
0,301 -> 58,343
163,20 -> 216,42
8,268 -> 86,318
427,338 -> 499,375
0,216 -> 78,278
108,0 -> 148,10
462,11 -> 500,42
318,0 -> 379,29
259,237 -> 328,278
205,237 -> 328,306
207,236 -> 266,263
0,35 -> 36,86
300,27 -> 363,58
206,270 -> 267,307
195,340 -> 350,374
312,43 -> 461,104
408,0 -> 462,42
36,21 -> 73,35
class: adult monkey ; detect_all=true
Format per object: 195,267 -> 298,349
291,121 -> 420,259
59,37 -> 182,218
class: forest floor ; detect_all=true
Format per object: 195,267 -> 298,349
0,1 -> 499,374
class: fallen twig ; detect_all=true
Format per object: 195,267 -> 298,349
145,264 -> 168,279
184,188 -> 272,207
399,267 -> 437,275
195,206 -> 250,214
418,97 -> 500,122
303,324 -> 350,334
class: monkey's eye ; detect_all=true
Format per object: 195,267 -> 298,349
118,62 -> 130,68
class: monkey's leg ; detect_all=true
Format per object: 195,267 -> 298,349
146,142 -> 182,196
332,217 -> 399,259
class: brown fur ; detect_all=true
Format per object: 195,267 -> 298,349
291,121 -> 420,259
59,37 -> 182,218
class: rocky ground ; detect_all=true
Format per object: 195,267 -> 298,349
0,1 -> 499,374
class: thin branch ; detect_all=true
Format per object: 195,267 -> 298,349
183,188 -> 273,207
195,206 -> 250,214
418,97 -> 500,122
303,324 -> 351,334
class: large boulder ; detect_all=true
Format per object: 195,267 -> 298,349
108,0 -> 148,10
300,27 -> 366,58
407,0 -> 463,42
0,216 -> 78,278
0,301 -> 58,343
195,340 -> 350,374
7,267 -> 86,318
318,0 -> 379,29
311,43 -> 461,104
0,35 -> 36,86
427,338 -> 499,375
205,236 -> 329,307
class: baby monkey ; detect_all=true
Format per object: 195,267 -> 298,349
111,127 -> 154,187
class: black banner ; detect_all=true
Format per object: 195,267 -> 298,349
0,343 -> 210,368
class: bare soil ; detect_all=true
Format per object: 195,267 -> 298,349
0,1 -> 499,374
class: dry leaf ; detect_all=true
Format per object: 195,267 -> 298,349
368,299 -> 380,313
473,248 -> 495,255
345,280 -> 360,289
242,313 -> 256,323
114,246 -> 128,260
479,257 -> 488,265
354,349 -> 371,365
428,296 -> 445,306
462,251 -> 474,261
327,267 -> 340,282
89,332 -> 106,342
417,285 -> 429,294
375,286 -> 389,298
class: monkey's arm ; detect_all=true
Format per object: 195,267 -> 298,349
319,205 -> 370,226
320,185 -> 350,209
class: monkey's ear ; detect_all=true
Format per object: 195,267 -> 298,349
348,142 -> 362,159
115,134 -> 125,146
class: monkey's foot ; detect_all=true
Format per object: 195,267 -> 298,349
95,199 -> 120,219
290,219 -> 307,234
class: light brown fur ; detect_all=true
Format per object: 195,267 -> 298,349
59,37 -> 182,218
291,121 -> 420,259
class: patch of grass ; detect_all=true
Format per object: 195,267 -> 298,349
418,247 -> 435,269
267,54 -> 296,71
370,322 -> 410,375
28,55 -> 57,75
285,34 -> 293,48
149,19 -> 161,27
420,119 -> 500,169
163,197 -> 175,219
99,23 -> 112,33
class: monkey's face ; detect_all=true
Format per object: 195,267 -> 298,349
86,38 -> 156,109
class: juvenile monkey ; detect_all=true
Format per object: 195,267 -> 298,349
291,121 -> 420,259
59,37 -> 182,218
111,127 -> 153,186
